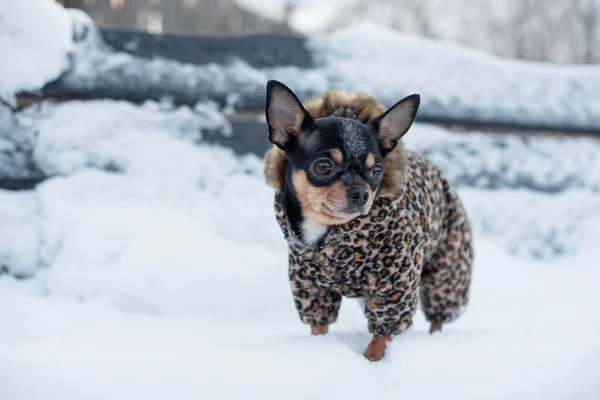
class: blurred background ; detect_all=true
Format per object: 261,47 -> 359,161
55,0 -> 600,64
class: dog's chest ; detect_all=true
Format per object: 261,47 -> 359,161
274,151 -> 449,296
280,196 -> 423,296
321,206 -> 420,292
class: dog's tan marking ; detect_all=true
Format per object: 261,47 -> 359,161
363,335 -> 392,361
366,153 -> 376,169
304,209 -> 353,225
311,325 -> 329,335
292,170 -> 355,225
330,148 -> 343,164
292,169 -> 313,208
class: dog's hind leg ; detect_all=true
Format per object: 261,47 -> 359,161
420,216 -> 473,333
429,321 -> 442,334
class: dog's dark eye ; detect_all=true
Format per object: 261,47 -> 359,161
313,160 -> 333,176
371,166 -> 383,180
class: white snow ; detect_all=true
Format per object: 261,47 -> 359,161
30,99 -> 230,176
1,218 -> 599,399
0,190 -> 40,277
0,0 -> 72,104
305,22 -> 600,130
403,124 -> 600,194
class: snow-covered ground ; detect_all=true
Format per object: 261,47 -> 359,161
1,98 -> 600,399
2,240 -> 598,400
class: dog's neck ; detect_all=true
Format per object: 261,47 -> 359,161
282,173 -> 328,247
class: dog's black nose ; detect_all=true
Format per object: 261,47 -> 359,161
348,187 -> 369,207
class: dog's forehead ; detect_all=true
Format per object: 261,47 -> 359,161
338,119 -> 372,162
300,117 -> 376,163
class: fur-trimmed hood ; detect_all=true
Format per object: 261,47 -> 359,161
263,90 -> 408,200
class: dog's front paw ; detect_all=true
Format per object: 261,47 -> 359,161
363,335 -> 391,361
311,325 -> 329,335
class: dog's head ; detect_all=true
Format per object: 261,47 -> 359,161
265,80 -> 420,225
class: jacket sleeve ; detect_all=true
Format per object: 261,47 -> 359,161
288,253 -> 342,327
363,233 -> 425,336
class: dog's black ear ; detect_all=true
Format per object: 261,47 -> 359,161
265,80 -> 313,150
371,94 -> 420,154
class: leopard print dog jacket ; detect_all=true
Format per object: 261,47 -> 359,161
273,150 -> 473,336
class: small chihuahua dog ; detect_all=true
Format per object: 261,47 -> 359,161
264,80 -> 473,361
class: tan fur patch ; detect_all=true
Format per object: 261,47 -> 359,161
330,148 -> 343,163
304,209 -> 353,225
291,170 -> 354,225
429,321 -> 442,334
311,325 -> 329,335
264,90 -> 408,201
379,141 -> 407,199
263,145 -> 287,191
365,153 -> 376,169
